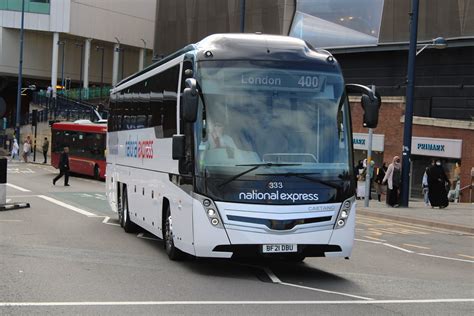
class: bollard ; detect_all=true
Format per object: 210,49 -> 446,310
0,157 -> 30,211
0,158 -> 6,204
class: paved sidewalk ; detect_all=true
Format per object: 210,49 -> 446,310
358,200 -> 474,234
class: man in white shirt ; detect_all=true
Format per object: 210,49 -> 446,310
208,121 -> 237,149
22,139 -> 31,163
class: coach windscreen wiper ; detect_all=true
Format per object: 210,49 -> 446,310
218,163 -> 301,188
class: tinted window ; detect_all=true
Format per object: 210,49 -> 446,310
109,64 -> 180,135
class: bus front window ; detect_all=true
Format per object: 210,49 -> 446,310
194,61 -> 353,203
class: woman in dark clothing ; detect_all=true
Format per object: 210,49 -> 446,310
427,159 -> 449,208
374,162 -> 387,202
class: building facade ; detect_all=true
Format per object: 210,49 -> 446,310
0,0 -> 156,125
153,0 -> 474,202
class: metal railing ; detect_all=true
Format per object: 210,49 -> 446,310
37,86 -> 111,101
26,93 -> 107,125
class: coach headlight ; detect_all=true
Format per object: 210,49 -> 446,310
335,196 -> 355,229
193,193 -> 224,229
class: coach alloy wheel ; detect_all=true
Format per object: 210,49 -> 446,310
164,207 -> 183,261
117,185 -> 124,227
122,186 -> 138,233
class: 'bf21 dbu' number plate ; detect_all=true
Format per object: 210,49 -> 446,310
262,244 -> 297,253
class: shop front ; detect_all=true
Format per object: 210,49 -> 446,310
410,136 -> 462,198
352,133 -> 385,167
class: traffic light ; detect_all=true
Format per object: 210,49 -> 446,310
32,109 -> 38,127
0,97 -> 6,118
361,93 -> 381,128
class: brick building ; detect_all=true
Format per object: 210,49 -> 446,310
351,97 -> 473,202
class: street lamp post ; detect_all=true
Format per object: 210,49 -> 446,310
240,0 -> 246,32
15,0 -> 25,144
75,42 -> 84,100
400,0 -> 447,207
120,47 -> 125,80
140,38 -> 147,70
58,41 -> 66,89
95,46 -> 105,99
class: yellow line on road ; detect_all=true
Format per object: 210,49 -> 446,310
457,254 -> 474,260
403,243 -> 431,250
358,215 -> 454,235
364,236 -> 386,242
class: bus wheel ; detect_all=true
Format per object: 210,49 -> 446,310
122,186 -> 138,233
93,165 -> 100,180
164,207 -> 182,260
117,185 -> 124,227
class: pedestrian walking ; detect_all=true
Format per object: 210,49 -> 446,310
53,146 -> 70,186
422,167 -> 430,206
367,160 -> 375,200
356,159 -> 367,199
427,159 -> 449,208
11,138 -> 20,161
22,138 -> 31,163
382,156 -> 401,207
42,137 -> 49,164
374,162 -> 387,202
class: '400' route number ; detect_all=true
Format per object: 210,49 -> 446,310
268,182 -> 283,189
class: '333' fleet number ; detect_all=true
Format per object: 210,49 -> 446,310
267,182 -> 283,189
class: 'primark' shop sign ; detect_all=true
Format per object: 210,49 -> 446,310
352,133 -> 384,151
411,136 -> 462,159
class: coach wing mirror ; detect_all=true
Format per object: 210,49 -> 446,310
182,78 -> 198,123
346,84 -> 381,128
172,134 -> 186,160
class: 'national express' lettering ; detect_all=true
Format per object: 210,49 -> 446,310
126,140 -> 154,159
238,190 -> 319,202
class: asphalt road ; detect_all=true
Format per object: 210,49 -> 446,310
1,161 -> 473,315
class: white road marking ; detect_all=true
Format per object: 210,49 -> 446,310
0,299 -> 472,307
38,195 -> 96,217
262,267 -> 281,283
356,239 -> 474,263
418,253 -> 474,264
6,183 -> 31,192
6,195 -> 40,198
382,243 -> 414,254
6,199 -> 11,203
262,267 -> 373,301
101,216 -> 120,226
279,282 -> 373,301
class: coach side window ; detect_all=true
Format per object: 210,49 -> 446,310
149,65 -> 180,138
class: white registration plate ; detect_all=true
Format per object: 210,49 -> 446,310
262,244 -> 297,253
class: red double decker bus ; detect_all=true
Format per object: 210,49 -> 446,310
51,120 -> 107,180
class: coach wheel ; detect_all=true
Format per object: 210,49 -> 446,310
164,207 -> 183,260
122,186 -> 138,233
93,165 -> 100,180
117,186 -> 124,227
